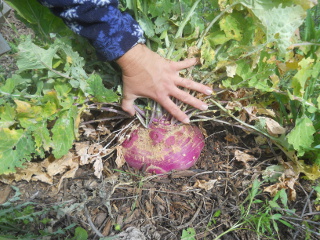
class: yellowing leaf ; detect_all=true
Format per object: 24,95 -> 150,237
219,14 -> 243,41
66,55 -> 73,64
200,38 -> 215,69
297,160 -> 320,181
270,74 -> 280,89
14,100 -> 31,113
292,0 -> 318,10
0,128 -> 35,175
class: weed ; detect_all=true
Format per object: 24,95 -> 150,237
0,186 -> 88,239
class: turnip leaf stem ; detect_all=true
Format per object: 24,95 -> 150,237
166,0 -> 201,59
134,105 -> 146,117
88,106 -> 130,116
196,2 -> 239,49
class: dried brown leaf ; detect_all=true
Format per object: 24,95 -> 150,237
264,117 -> 286,136
115,145 -> 126,168
75,141 -> 90,165
243,106 -> 258,122
187,46 -> 200,59
194,179 -> 217,191
264,161 -> 299,201
81,124 -> 97,139
225,133 -> 239,143
0,160 -> 52,184
225,101 -> 242,110
93,157 -> 103,179
47,152 -> 77,176
97,123 -> 111,135
234,150 -> 256,168
0,185 -> 12,204
264,175 -> 297,201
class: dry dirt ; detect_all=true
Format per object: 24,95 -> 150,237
0,9 -> 320,240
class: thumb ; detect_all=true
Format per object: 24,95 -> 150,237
121,97 -> 136,116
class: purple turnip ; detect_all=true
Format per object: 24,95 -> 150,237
122,120 -> 205,174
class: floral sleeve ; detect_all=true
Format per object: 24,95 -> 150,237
38,0 -> 145,61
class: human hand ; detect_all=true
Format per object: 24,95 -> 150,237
116,44 -> 212,124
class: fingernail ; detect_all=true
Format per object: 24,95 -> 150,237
205,89 -> 213,95
182,118 -> 190,124
201,105 -> 208,111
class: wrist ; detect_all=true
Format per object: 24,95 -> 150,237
116,44 -> 146,72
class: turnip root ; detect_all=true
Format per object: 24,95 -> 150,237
122,121 -> 205,174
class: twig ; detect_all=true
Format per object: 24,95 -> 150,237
84,205 -> 104,238
299,183 -> 314,217
282,216 -> 320,226
176,201 -> 203,230
80,116 -> 129,125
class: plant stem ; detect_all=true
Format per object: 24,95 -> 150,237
210,99 -> 276,139
196,2 -> 239,49
131,0 -> 138,21
166,0 -> 201,59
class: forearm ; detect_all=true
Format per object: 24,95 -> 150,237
38,0 -> 145,61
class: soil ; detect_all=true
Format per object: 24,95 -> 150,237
0,9 -> 320,240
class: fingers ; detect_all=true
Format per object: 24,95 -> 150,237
121,96 -> 136,116
171,58 -> 198,71
170,88 -> 208,111
176,77 -> 213,95
157,97 -> 190,124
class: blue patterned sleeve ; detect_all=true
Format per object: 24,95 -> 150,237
38,0 -> 145,61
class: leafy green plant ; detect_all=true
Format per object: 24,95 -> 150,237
181,227 -> 196,240
0,35 -> 119,174
120,0 -> 320,175
212,179 -> 294,239
1,0 -> 320,181
0,186 -> 87,239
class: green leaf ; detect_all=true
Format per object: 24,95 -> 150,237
219,13 -> 244,41
17,37 -> 58,71
287,116 -> 316,156
278,189 -> 288,207
32,121 -> 52,154
241,1 -> 306,54
279,219 -> 294,229
51,106 -> 78,159
5,0 -> 72,40
73,227 -> 88,240
262,165 -> 285,182
0,128 -> 35,175
181,227 -> 196,240
268,200 -> 280,209
137,16 -> 155,38
270,213 -> 282,220
0,104 -> 16,128
87,74 -> 119,103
